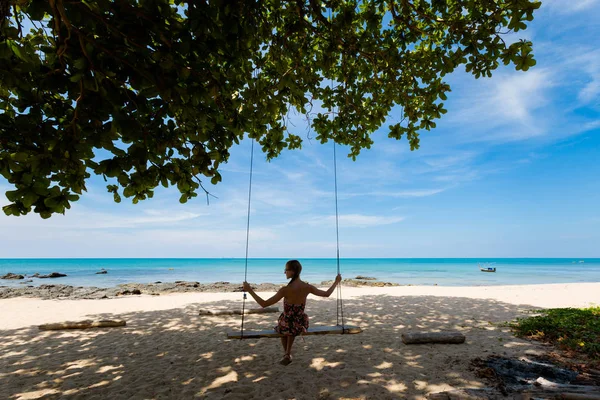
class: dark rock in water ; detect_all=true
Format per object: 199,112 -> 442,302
355,276 -> 377,280
19,280 -> 33,284
1,273 -> 24,280
38,272 -> 67,278
30,273 -> 40,278
96,270 -> 108,274
154,281 -> 162,284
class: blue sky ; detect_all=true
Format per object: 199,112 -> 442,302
1,0 -> 599,258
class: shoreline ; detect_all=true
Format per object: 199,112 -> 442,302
2,282 -> 599,336
3,278 -> 600,301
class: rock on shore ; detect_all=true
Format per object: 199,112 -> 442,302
322,278 -> 400,287
1,273 -> 24,280
0,278 -> 399,300
30,272 -> 67,279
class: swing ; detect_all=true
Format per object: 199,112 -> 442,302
226,135 -> 362,340
228,20 -> 362,338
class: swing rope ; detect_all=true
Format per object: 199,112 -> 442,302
333,140 -> 345,330
329,7 -> 345,330
240,139 -> 255,339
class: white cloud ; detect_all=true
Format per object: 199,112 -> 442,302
0,206 -> 205,230
543,0 -> 599,14
444,66 -> 591,144
0,224 -> 278,258
336,214 -> 404,227
432,169 -> 479,184
449,69 -> 550,129
343,188 -> 446,199
250,183 -> 329,211
302,213 -> 405,228
423,152 -> 478,169
573,50 -> 600,105
493,69 -> 552,124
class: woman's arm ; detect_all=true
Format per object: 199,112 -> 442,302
243,282 -> 285,308
309,274 -> 342,297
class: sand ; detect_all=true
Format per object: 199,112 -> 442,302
1,283 -> 598,399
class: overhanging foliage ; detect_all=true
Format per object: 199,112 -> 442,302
0,0 -> 540,217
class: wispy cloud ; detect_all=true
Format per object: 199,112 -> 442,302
543,0 -> 599,14
571,49 -> 600,105
334,214 -> 405,227
301,213 -> 405,228
447,69 -> 553,143
432,168 -> 479,184
0,206 -> 205,230
342,188 -> 446,199
423,152 -> 479,169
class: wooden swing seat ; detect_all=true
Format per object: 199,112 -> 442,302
199,307 -> 279,316
227,324 -> 362,339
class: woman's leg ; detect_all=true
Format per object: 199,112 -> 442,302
285,336 -> 296,357
279,336 -> 294,365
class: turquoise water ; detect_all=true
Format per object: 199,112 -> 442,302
1,258 -> 599,288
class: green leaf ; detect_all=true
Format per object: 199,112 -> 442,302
22,191 -> 39,208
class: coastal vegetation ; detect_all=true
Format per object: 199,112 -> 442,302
512,307 -> 600,360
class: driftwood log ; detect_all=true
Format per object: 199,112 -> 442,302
402,331 -> 466,344
199,307 -> 279,316
38,320 -> 126,330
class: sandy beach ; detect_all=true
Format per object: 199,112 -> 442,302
1,283 -> 599,399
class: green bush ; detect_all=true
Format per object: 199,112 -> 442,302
511,307 -> 600,359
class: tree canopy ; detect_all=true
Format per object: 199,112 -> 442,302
0,0 -> 540,218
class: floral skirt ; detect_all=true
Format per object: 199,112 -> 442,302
274,302 -> 309,336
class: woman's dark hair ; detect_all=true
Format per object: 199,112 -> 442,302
285,260 -> 302,284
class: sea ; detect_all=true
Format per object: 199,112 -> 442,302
1,258 -> 599,288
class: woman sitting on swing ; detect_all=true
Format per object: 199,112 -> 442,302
243,259 -> 342,365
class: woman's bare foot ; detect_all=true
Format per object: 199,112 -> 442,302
279,354 -> 292,366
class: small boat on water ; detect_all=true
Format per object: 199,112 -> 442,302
478,263 -> 496,273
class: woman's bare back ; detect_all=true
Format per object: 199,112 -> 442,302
283,280 -> 312,305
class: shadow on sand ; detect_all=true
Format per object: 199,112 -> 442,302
0,294 -> 549,399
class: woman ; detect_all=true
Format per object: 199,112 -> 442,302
243,259 -> 342,365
